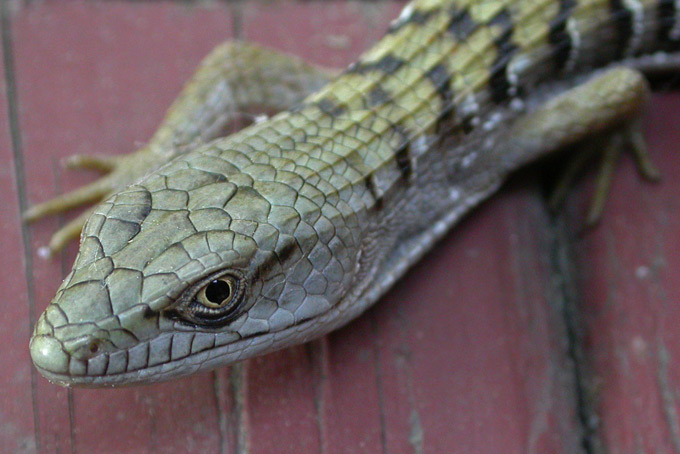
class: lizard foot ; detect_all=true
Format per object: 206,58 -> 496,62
24,147 -> 165,258
549,118 -> 660,226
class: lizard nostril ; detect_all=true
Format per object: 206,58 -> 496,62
88,340 -> 100,354
62,336 -> 105,360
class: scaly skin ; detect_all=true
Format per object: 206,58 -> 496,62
30,0 -> 678,386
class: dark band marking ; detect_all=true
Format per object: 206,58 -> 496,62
367,86 -> 392,107
276,238 -> 300,265
610,0 -> 634,58
425,64 -> 455,132
389,124 -> 413,180
143,306 -> 158,320
447,8 -> 477,40
548,0 -> 577,72
364,176 -> 384,209
394,143 -> 412,180
425,64 -> 453,104
461,116 -> 476,134
388,9 -> 435,33
348,55 -> 407,75
658,0 -> 680,50
489,7 -> 513,28
488,9 -> 519,103
316,98 -> 346,117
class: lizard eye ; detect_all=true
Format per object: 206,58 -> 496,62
167,270 -> 247,327
197,276 -> 238,309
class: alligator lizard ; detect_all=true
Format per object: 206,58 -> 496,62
28,0 -> 676,386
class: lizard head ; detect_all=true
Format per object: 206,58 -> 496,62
30,143 -> 357,387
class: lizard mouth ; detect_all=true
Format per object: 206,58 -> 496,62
29,300 -> 348,387
30,331 -> 249,387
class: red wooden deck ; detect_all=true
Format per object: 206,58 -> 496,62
1,1 -> 679,453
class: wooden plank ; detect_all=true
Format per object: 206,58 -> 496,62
242,1 -> 405,67
0,7 -> 38,453
366,179 -> 584,453
7,0 -> 664,452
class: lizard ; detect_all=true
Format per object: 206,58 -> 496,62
27,0 -> 675,387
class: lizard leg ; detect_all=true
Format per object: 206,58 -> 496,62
25,41 -> 336,256
505,66 -> 659,224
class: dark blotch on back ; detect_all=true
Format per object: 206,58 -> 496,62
488,8 -> 519,104
447,8 -> 477,40
390,124 -> 413,181
316,98 -> 346,117
425,64 -> 455,132
610,0 -> 634,58
364,176 -> 383,209
425,64 -> 453,104
395,143 -> 412,181
657,0 -> 680,51
348,55 -> 406,75
548,0 -> 576,71
367,86 -> 392,107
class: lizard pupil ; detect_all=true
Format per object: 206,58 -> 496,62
205,279 -> 232,305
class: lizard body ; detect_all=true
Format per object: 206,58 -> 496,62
30,0 -> 678,386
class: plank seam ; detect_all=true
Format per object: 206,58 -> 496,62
549,214 -> 599,454
0,2 -> 41,452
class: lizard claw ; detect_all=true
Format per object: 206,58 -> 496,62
627,119 -> 661,182
549,118 -> 661,226
24,173 -> 115,259
23,176 -> 113,223
24,146 -> 166,257
36,210 -> 92,259
64,154 -> 120,172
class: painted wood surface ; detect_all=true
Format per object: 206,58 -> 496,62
0,1 -> 677,453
